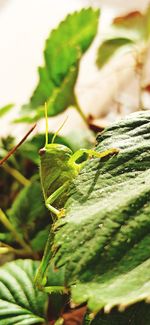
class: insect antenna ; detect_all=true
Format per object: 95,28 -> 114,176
0,124 -> 36,166
51,116 -> 68,144
45,102 -> 49,147
44,102 -> 68,144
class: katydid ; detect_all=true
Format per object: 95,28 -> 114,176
35,104 -> 119,292
39,104 -> 119,219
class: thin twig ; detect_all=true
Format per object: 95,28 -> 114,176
0,123 -> 36,165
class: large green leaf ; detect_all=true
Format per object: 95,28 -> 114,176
52,111 -> 150,313
19,8 -> 99,122
0,259 -> 48,324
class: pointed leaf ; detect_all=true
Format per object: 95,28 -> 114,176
52,111 -> 150,313
0,104 -> 14,117
96,37 -> 133,68
0,259 -> 48,324
20,8 -> 99,121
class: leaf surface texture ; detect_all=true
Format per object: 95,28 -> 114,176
0,259 -> 47,324
53,111 -> 150,312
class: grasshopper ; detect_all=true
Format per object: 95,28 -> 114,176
39,104 -> 118,220
35,105 -> 119,292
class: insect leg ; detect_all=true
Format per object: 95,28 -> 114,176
34,231 -> 52,290
45,181 -> 69,218
69,148 -> 119,166
34,231 -> 66,294
69,149 -> 87,164
84,148 -> 119,159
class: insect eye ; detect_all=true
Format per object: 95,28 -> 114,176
39,148 -> 46,155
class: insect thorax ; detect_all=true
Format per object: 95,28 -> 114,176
39,144 -> 77,203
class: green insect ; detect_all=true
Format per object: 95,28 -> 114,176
35,104 -> 119,292
0,105 -> 118,220
39,105 -> 118,220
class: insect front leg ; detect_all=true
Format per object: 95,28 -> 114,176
69,147 -> 119,167
45,181 -> 69,218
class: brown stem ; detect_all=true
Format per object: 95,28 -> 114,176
0,123 -> 36,165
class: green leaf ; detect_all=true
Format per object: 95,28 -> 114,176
0,104 -> 14,117
53,111 -> 150,313
19,8 -> 99,122
7,179 -> 50,247
20,64 -> 80,122
31,226 -> 49,251
96,38 -> 133,68
0,259 -> 48,324
0,232 -> 13,244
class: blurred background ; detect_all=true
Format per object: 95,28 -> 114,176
0,0 -> 150,137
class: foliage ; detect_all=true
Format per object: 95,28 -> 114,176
1,5 -> 150,325
7,178 -> 50,251
84,302 -> 150,325
51,111 -> 150,314
0,259 -> 48,325
96,37 -> 133,68
96,6 -> 150,68
16,8 -> 99,123
0,104 -> 14,117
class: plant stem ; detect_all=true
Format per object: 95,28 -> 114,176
0,244 -> 30,256
0,247 -> 11,254
2,163 -> 30,186
137,62 -> 144,110
74,96 -> 88,126
135,44 -> 148,111
0,208 -> 32,253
